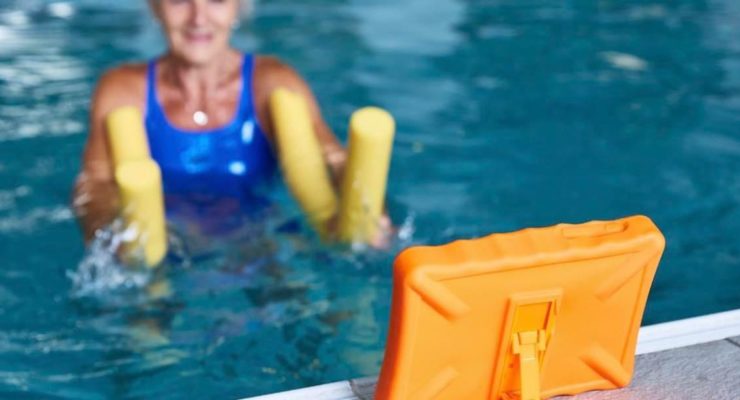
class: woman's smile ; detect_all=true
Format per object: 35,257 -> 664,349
183,29 -> 214,44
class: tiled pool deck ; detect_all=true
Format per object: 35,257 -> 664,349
244,309 -> 740,400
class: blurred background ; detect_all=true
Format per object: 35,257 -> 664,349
0,0 -> 738,398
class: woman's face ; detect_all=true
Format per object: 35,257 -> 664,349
152,0 -> 240,65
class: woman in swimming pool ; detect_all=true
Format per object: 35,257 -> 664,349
74,0 -> 379,243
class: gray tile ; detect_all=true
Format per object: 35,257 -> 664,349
247,339 -> 740,400
554,340 -> 740,400
348,378 -> 376,400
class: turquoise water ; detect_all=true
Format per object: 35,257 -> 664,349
1,0 -> 739,398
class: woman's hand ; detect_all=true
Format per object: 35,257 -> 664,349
369,214 -> 394,250
73,172 -> 119,242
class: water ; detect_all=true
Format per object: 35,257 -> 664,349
1,0 -> 739,398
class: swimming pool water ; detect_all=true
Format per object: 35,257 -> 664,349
0,0 -> 739,398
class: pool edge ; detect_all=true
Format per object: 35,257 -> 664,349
241,308 -> 740,400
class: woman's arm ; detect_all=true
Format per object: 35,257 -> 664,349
253,57 -> 392,244
73,65 -> 146,242
252,56 -> 347,185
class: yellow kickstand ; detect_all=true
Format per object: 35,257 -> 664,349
512,330 -> 547,400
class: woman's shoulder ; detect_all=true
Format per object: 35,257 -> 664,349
92,63 -> 148,113
97,63 -> 148,92
252,55 -> 315,102
253,55 -> 303,87
254,55 -> 288,70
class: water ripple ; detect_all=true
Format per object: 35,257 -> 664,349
0,206 -> 73,233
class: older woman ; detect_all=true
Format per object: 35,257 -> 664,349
74,0 -> 348,240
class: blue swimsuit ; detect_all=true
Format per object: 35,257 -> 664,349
144,54 -> 277,225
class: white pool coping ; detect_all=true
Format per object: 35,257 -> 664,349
242,308 -> 740,400
634,308 -> 740,354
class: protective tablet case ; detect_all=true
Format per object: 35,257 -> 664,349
376,215 -> 665,400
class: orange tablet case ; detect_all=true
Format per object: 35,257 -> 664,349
376,215 -> 665,400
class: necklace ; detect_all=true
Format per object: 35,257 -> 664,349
193,110 -> 209,126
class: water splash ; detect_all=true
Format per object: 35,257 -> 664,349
396,213 -> 415,243
67,220 -> 152,297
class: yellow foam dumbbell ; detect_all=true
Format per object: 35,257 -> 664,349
338,107 -> 395,243
106,106 -> 167,267
269,88 -> 339,238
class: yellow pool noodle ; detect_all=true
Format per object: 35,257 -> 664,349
338,107 -> 395,243
115,160 -> 167,267
106,106 -> 151,165
269,88 -> 338,237
106,106 -> 167,267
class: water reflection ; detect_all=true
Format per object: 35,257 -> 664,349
0,4 -> 91,143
